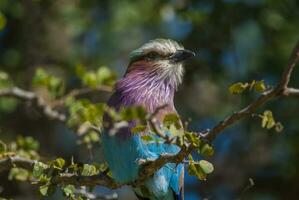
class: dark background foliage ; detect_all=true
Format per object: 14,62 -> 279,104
0,0 -> 298,199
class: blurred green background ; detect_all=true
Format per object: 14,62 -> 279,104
0,0 -> 298,199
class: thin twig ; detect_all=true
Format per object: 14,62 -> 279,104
0,156 -> 35,173
206,40 -> 299,141
52,86 -> 113,107
283,87 -> 299,96
0,87 -> 66,122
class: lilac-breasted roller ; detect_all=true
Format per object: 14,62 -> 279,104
102,39 -> 195,200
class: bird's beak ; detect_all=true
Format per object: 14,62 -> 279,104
169,49 -> 195,63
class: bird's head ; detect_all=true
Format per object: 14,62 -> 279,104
126,38 -> 195,89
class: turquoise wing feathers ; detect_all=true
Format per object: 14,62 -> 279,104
102,127 -> 184,200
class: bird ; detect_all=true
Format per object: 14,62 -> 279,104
102,38 -> 195,200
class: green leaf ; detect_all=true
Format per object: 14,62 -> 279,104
32,68 -> 49,86
67,99 -> 105,127
199,160 -> 214,174
39,185 -> 49,196
188,160 -> 214,181
38,174 -> 51,183
81,164 -> 98,176
17,136 -> 39,151
79,66 -> 116,88
0,71 -> 8,80
89,131 -> 100,142
0,140 -> 7,154
187,163 -> 206,181
68,163 -> 79,173
163,113 -> 181,129
200,143 -> 214,157
185,132 -> 201,147
83,72 -> 98,88
254,80 -> 266,93
48,76 -> 64,97
52,157 -> 65,170
141,135 -> 154,142
0,70 -> 12,90
39,184 -> 56,196
261,110 -> 275,129
168,124 -> 183,137
131,125 -> 147,134
33,162 -> 48,178
229,82 -> 249,94
8,168 -> 29,181
96,162 -> 109,172
96,66 -> 116,85
32,68 -> 64,97
121,106 -> 147,122
62,185 -> 75,197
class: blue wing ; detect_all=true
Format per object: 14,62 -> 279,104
102,129 -> 184,200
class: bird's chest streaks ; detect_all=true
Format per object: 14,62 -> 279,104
115,69 -> 176,113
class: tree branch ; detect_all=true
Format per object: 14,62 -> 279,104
0,156 -> 120,189
282,87 -> 299,96
0,41 -> 298,190
0,148 -> 191,190
0,85 -> 113,121
206,40 -> 299,141
51,86 -> 113,107
0,156 -> 35,173
0,87 -> 66,122
131,145 -> 191,187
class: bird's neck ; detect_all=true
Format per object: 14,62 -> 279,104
115,63 -> 176,113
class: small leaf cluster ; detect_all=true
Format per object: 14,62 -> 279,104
188,156 -> 214,181
76,65 -> 116,88
0,136 -> 40,182
260,110 -> 283,132
1,136 -> 40,160
32,157 -> 108,199
66,99 -> 105,148
67,99 -> 105,128
229,80 -> 266,94
0,71 -> 12,89
184,135 -> 214,181
229,80 -> 283,133
33,68 -> 65,98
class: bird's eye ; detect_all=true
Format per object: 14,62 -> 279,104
145,52 -> 160,61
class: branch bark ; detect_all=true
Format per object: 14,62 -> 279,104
0,87 -> 66,122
